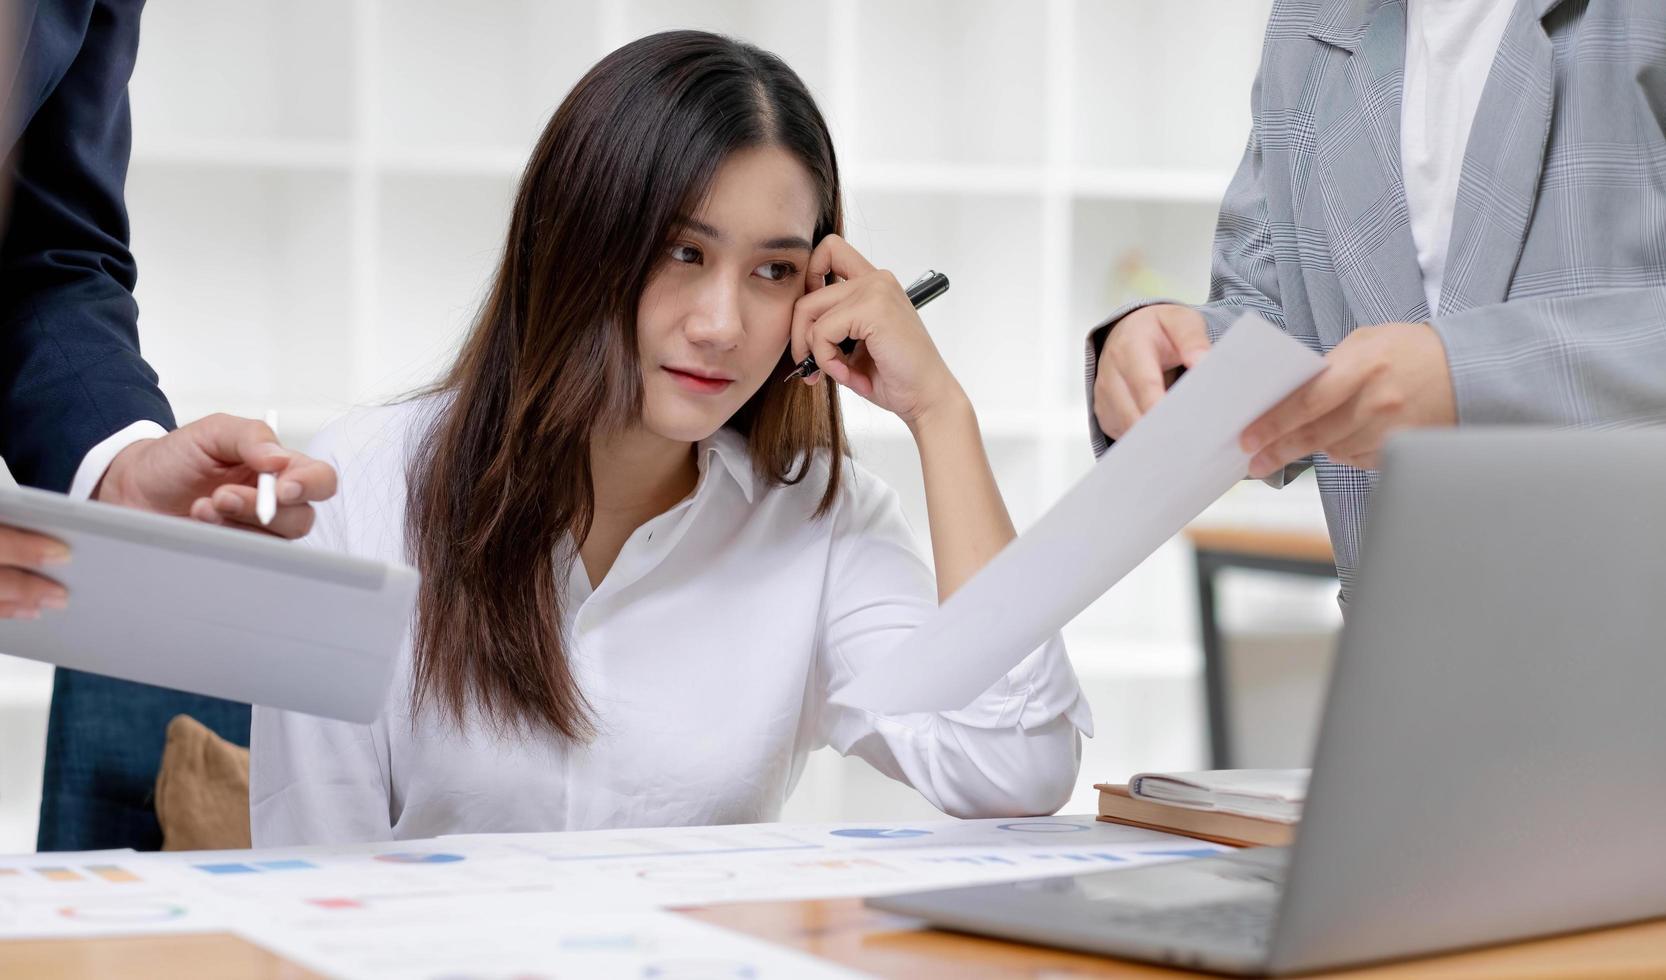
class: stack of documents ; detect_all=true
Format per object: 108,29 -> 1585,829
1095,783 -> 1293,848
1095,770 -> 1307,847
1131,769 -> 1308,822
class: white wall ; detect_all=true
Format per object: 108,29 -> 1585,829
2,0 -> 1345,851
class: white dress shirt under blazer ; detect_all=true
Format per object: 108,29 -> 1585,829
251,398 -> 1092,846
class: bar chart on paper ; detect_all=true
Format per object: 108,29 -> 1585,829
0,851 -> 233,939
3,861 -> 149,885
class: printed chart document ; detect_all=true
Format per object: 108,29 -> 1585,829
832,314 -> 1325,714
0,849 -> 238,939
244,907 -> 869,980
440,815 -> 1227,907
0,816 -> 1230,978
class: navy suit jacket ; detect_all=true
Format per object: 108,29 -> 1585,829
0,0 -> 227,857
0,0 -> 172,493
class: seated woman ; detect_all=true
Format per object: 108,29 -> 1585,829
249,30 -> 1091,845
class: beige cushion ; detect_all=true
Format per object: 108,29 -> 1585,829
154,714 -> 251,851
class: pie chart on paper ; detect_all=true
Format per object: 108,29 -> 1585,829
828,828 -> 932,840
996,821 -> 1090,834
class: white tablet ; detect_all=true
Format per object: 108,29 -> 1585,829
0,483 -> 417,722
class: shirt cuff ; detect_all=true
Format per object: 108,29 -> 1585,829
68,421 -> 168,502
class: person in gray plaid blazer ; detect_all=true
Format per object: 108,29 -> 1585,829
1087,0 -> 1666,599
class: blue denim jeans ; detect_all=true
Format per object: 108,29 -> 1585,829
36,668 -> 249,852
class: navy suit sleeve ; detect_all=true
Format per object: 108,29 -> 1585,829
0,0 -> 172,493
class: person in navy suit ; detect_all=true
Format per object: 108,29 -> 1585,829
0,0 -> 336,850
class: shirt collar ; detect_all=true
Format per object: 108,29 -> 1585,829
696,426 -> 757,504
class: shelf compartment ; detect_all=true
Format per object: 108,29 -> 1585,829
129,0 -> 354,144
126,163 -> 355,418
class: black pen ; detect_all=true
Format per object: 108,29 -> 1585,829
781,270 -> 950,382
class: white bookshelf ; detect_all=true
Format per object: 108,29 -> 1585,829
0,0 -> 1343,849
122,0 -> 1307,720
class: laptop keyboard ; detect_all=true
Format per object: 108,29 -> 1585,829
1098,898 -> 1278,949
1093,851 -> 1287,951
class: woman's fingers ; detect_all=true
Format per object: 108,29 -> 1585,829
793,237 -> 931,409
805,307 -> 857,387
805,234 -> 877,286
790,277 -> 858,367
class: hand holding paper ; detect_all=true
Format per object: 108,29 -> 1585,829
831,314 -> 1324,714
1241,320 -> 1455,476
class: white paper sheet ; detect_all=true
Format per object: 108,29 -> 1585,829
831,314 -> 1324,714
0,817 -> 1227,949
441,815 -> 1228,907
240,906 -> 870,980
0,817 -> 1233,980
152,816 -> 1220,926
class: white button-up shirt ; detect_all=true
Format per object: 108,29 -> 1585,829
251,399 -> 1092,846
1401,0 -> 1516,317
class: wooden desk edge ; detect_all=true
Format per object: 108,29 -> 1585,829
0,931 -> 321,980
9,902 -> 1665,980
1184,525 -> 1336,565
685,901 -> 1666,979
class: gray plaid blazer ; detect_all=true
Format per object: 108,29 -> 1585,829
1085,0 -> 1666,598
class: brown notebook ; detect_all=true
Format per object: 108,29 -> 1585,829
1095,784 -> 1296,848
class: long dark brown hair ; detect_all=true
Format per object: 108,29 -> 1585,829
404,31 -> 847,741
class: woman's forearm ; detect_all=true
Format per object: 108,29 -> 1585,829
908,388 -> 1017,602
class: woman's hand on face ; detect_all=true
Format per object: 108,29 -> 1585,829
789,234 -> 964,428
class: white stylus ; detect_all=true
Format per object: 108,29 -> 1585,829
256,410 -> 278,526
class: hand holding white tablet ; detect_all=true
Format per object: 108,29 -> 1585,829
0,483 -> 417,722
2,411 -> 335,619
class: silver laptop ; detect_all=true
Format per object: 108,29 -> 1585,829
869,429 -> 1666,975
